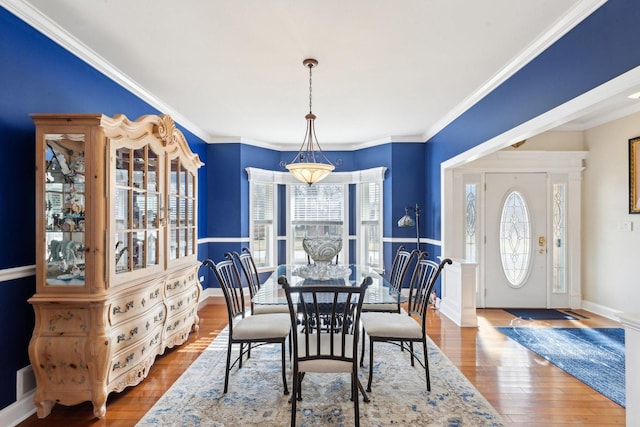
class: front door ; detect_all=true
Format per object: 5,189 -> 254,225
485,173 -> 548,307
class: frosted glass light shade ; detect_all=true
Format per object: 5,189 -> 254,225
286,162 -> 334,185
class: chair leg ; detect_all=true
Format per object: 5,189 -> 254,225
297,372 -> 304,401
359,329 -> 366,367
224,338 -> 233,393
366,337 -> 374,392
281,341 -> 289,395
422,338 -> 431,391
352,371 -> 360,427
409,341 -> 415,367
239,343 -> 244,368
290,370 -> 298,427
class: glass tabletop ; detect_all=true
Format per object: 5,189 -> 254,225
252,264 -> 403,305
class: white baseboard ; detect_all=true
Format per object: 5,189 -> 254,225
198,287 -> 224,310
0,390 -> 35,427
581,299 -> 624,323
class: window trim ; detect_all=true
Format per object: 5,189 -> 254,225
248,180 -> 276,269
356,180 -> 384,271
247,167 -> 386,266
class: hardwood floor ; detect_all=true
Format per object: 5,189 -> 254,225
17,304 -> 625,426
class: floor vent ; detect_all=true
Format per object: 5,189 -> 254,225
16,365 -> 36,399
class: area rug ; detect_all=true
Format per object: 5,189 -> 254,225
497,327 -> 625,407
137,328 -> 504,426
503,308 -> 578,320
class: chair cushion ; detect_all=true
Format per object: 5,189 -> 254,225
296,333 -> 354,373
232,313 -> 290,340
360,312 -> 422,340
361,303 -> 400,312
252,303 -> 290,315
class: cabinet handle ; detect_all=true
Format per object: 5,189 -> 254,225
112,353 -> 134,371
112,300 -> 134,315
167,280 -> 182,291
116,327 -> 139,343
150,333 -> 160,346
171,300 -> 184,311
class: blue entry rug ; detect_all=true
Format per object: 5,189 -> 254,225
504,308 -> 578,320
137,327 -> 504,426
497,327 -> 625,407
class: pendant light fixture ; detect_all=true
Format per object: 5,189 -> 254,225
286,58 -> 335,185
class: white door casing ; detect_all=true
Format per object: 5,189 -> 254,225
443,150 -> 586,312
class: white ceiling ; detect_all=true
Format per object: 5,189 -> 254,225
7,0 -> 638,149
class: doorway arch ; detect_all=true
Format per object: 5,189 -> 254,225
439,66 -> 640,314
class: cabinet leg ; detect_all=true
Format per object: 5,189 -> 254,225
192,314 -> 200,332
35,399 -> 54,418
93,398 -> 107,419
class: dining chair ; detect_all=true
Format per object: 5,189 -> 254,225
232,248 -> 289,315
202,256 -> 290,395
359,246 -> 417,366
278,274 -> 372,427
361,246 -> 417,314
231,249 -> 291,360
359,253 -> 452,392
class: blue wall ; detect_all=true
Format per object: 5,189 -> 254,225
425,0 -> 640,240
2,0 -> 640,415
0,7 -> 208,410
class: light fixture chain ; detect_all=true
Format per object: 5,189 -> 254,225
308,64 -> 313,114
286,58 -> 334,185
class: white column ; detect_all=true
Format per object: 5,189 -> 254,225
438,258 -> 478,327
619,313 -> 639,427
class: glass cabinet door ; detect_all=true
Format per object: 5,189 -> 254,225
168,158 -> 197,261
113,145 -> 161,275
44,134 -> 86,286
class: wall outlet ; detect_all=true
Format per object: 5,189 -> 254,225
618,221 -> 633,232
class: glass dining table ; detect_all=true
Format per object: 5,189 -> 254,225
252,263 -> 403,306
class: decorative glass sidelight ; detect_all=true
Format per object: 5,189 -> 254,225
552,183 -> 567,293
464,183 -> 478,262
499,190 -> 532,287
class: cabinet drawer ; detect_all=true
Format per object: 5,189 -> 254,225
111,304 -> 167,354
166,285 -> 200,319
108,281 -> 164,326
164,304 -> 198,347
108,323 -> 163,384
41,307 -> 90,334
165,268 -> 198,299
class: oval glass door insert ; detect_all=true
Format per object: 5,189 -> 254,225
499,190 -> 532,287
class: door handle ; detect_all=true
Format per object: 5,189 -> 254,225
538,236 -> 546,253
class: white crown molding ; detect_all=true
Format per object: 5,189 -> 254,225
0,0 -> 212,143
209,135 -> 425,152
2,0 -> 605,151
422,0 -> 607,142
555,101 -> 640,131
1,0 -> 424,151
442,64 -> 640,170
